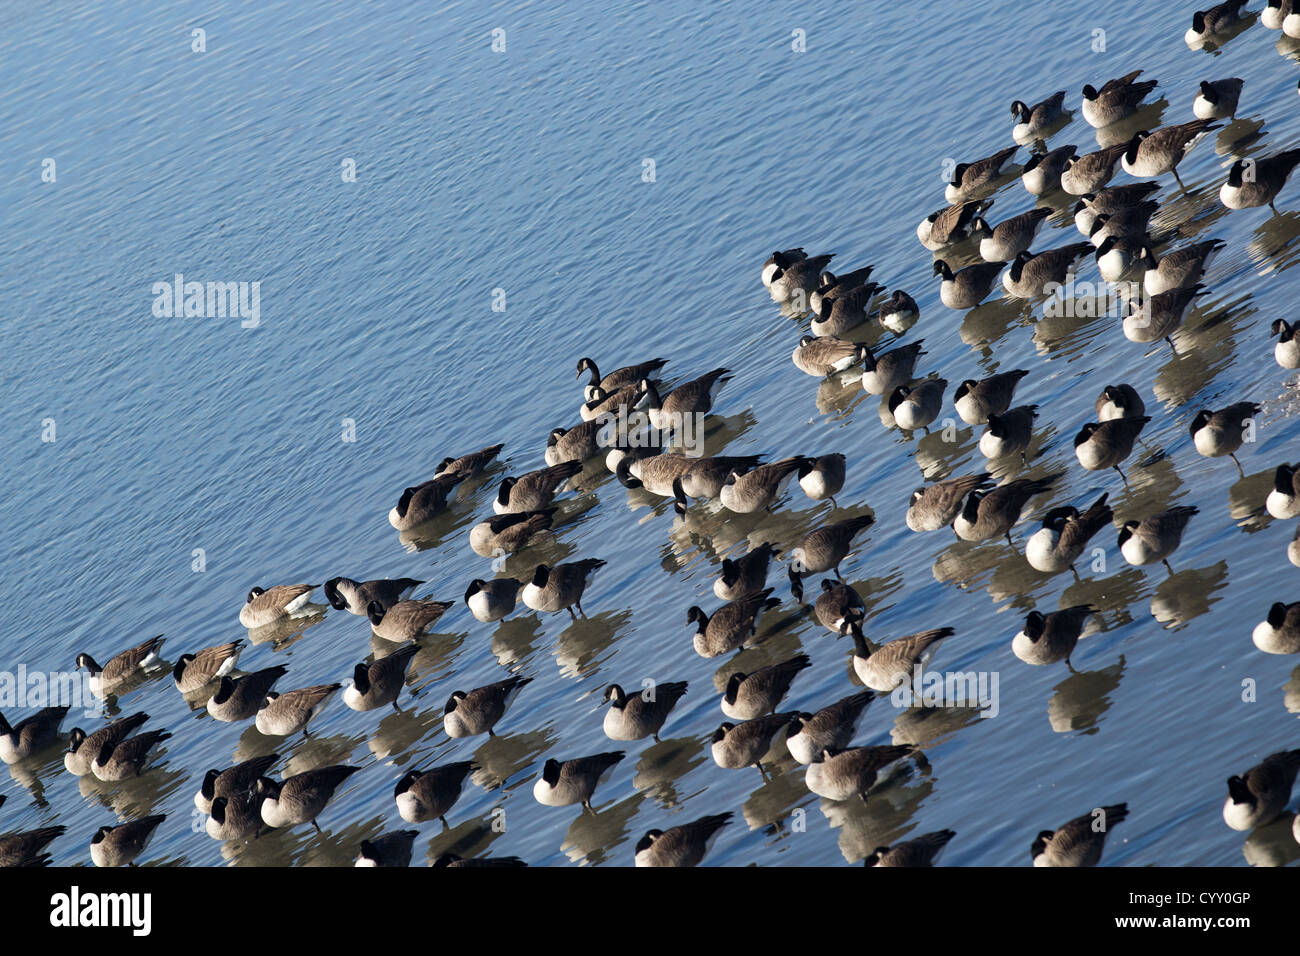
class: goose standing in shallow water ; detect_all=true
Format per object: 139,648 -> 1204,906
1220,150 -> 1300,214
0,706 -> 69,764
860,341 -> 925,396
356,830 -> 419,867
545,420 -> 605,465
172,640 -> 243,694
1267,463 -> 1300,518
979,405 -> 1038,461
953,473 -> 1062,544
1060,144 -> 1128,195
523,558 -> 606,618
206,665 -> 289,722
394,762 -> 474,826
76,635 -> 166,698
1222,750 -> 1300,830
1121,120 -> 1220,187
1010,91 -> 1066,141
1118,505 -> 1199,572
195,754 -> 278,814
635,812 -> 732,867
971,208 -> 1051,262
841,616 -> 955,691
324,576 -> 423,615
433,442 -> 503,480
90,729 -> 172,782
1139,239 -> 1223,296
1032,803 -> 1129,866
933,259 -> 1004,310
1252,602 -> 1300,654
1194,78 -> 1244,120
714,542 -> 776,601
945,145 -> 1019,203
367,598 -> 455,641
768,252 -> 835,302
1094,384 -> 1146,422
206,792 -> 265,842
710,714 -> 798,777
0,823 -> 65,867
720,654 -> 812,720
906,474 -> 994,532
785,691 -> 874,765
808,578 -> 864,627
576,357 -> 668,403
258,765 -> 360,832
1271,320 -> 1300,369
64,712 -> 149,776
1074,416 -> 1150,484
389,472 -> 467,529
798,453 -> 846,507
1002,244 -> 1093,299
805,744 -> 920,802
1024,493 -> 1112,575
494,461 -> 581,515
1081,71 -> 1158,128
954,369 -> 1029,426
789,513 -> 875,578
688,589 -> 781,658
255,683 -> 341,738
1011,606 -> 1095,668
603,680 -> 689,742
878,290 -> 920,334
810,265 -> 876,315
342,645 -> 419,713
889,378 -> 948,432
811,283 -> 882,337
762,248 -> 807,287
637,367 -> 732,431
1263,0 -> 1293,30
468,508 -> 555,557
90,815 -> 166,868
463,578 -> 521,623
1074,182 -> 1161,236
533,751 -> 625,810
239,585 -> 316,629
1020,145 -> 1076,196
865,829 -> 957,867
443,676 -> 532,737
1185,0 -> 1250,47
719,457 -> 809,513
792,334 -> 863,378
918,199 -> 991,250
1189,402 -> 1259,473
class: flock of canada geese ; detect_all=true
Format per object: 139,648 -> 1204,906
5,1 -> 1300,871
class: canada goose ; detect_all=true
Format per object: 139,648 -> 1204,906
1002,244 -> 1093,298
394,763 -> 474,828
954,369 -> 1029,426
1010,90 -> 1066,140
865,829 -> 957,867
356,830 -> 419,867
1073,181 -> 1161,235
603,680 -> 689,742
433,853 -> 529,868
637,368 -> 732,431
463,579 -> 521,623
76,635 -> 165,697
207,665 -> 289,722
1074,417 -> 1150,483
933,259 -> 1004,310
842,617 -> 955,691
1190,402 -> 1259,472
324,576 -> 422,615
1194,77 -> 1244,120
1126,284 -> 1207,348
523,558 -> 605,618
90,729 -> 171,782
918,199 -> 991,250
811,282 -> 882,337
720,457 -> 809,513
1025,493 -> 1112,575
343,644 -> 419,712
1122,120 -> 1220,185
768,252 -> 835,302
945,145 -> 1019,203
1253,601 -> 1300,654
444,675 -> 531,737
468,508 -> 555,557
1139,239 -> 1223,296
367,598 -> 454,641
634,813 -> 732,867
790,513 -> 875,577
688,589 -> 781,658
533,751 -> 625,810
1087,203 -> 1158,246
494,460 -> 582,514
1263,0 -> 1293,30
954,473 -> 1062,544
861,341 -> 925,396
1186,0 -> 1249,46
971,208 -> 1051,262
1032,803 -> 1129,866
721,654 -> 811,720
433,442 -> 503,480
810,265 -> 876,315
1095,384 -> 1146,421
1285,5 -> 1300,33
1222,750 -> 1300,829
0,824 -> 65,867
205,791 -> 265,842
90,815 -> 165,868
798,453 -> 846,507
65,713 -> 149,776
1289,526 -> 1300,569
980,404 -> 1039,460
582,382 -> 640,423
239,584 -> 316,628
1271,320 -> 1300,369
1119,505 -> 1199,571
764,248 -> 807,286
677,455 -> 767,501
1081,70 -> 1159,128
194,754 -> 279,814
1221,150 -> 1300,213
258,765 -> 360,832
545,419 -> 605,465
785,691 -> 873,764
1267,463 -> 1300,518
805,579 -> 865,630
906,473 -> 994,532
879,290 -> 921,334
805,744 -> 918,801
1021,145 -> 1077,195
389,472 -> 467,529
1095,235 -> 1148,283
1012,606 -> 1095,667
1060,144 -> 1127,195
710,713 -> 798,774
0,706 -> 69,764
714,542 -> 776,601
255,683 -> 341,738
172,640 -> 243,694
792,334 -> 863,378
576,357 -> 669,403
889,378 -> 948,432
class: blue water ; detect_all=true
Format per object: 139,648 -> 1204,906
3,0 -> 1300,866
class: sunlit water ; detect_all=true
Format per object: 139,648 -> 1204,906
3,0 -> 1300,867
